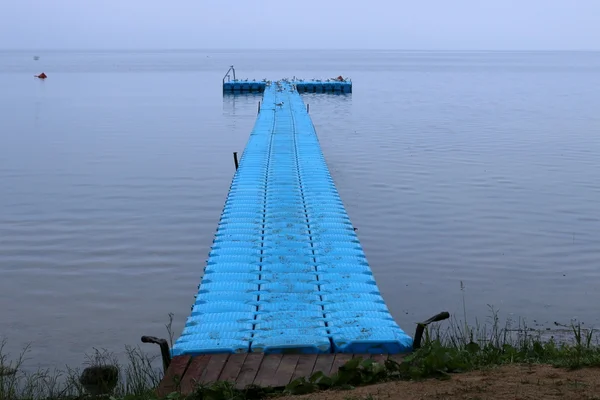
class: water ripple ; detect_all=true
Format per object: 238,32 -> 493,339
2,50 -> 600,369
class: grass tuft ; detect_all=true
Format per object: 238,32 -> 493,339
0,337 -> 162,400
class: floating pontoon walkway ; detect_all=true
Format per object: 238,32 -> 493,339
171,79 -> 412,357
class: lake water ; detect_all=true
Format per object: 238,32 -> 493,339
1,50 -> 600,370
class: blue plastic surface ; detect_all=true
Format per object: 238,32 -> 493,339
223,80 -> 267,93
223,79 -> 352,94
171,80 -> 412,357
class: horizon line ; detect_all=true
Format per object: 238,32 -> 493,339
1,48 -> 600,53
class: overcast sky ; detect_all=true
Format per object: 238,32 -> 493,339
1,0 -> 598,50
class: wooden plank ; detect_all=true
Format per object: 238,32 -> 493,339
271,354 -> 300,387
156,355 -> 191,397
234,353 -> 264,390
218,353 -> 248,383
352,354 -> 371,363
196,353 -> 230,384
329,353 -> 353,375
311,354 -> 335,376
369,353 -> 388,365
291,354 -> 318,381
252,354 -> 283,388
388,353 -> 407,364
180,355 -> 211,394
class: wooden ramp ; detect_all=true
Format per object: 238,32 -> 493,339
158,353 -> 406,396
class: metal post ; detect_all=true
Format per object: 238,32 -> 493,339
258,101 -> 261,114
413,311 -> 450,349
307,104 -> 310,113
233,152 -> 239,170
141,336 -> 171,373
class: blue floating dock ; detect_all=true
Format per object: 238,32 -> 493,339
223,80 -> 267,93
223,79 -> 352,94
295,80 -> 352,93
172,78 -> 411,356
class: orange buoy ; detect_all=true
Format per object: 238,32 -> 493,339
35,72 -> 47,79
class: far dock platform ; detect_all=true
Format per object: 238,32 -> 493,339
223,79 -> 352,93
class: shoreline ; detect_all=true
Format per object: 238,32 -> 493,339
2,313 -> 599,399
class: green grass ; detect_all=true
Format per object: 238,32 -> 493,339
0,341 -> 162,400
4,315 -> 600,400
3,292 -> 600,399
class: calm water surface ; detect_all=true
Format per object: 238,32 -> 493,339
1,50 -> 600,369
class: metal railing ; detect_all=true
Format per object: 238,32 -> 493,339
223,65 -> 236,83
